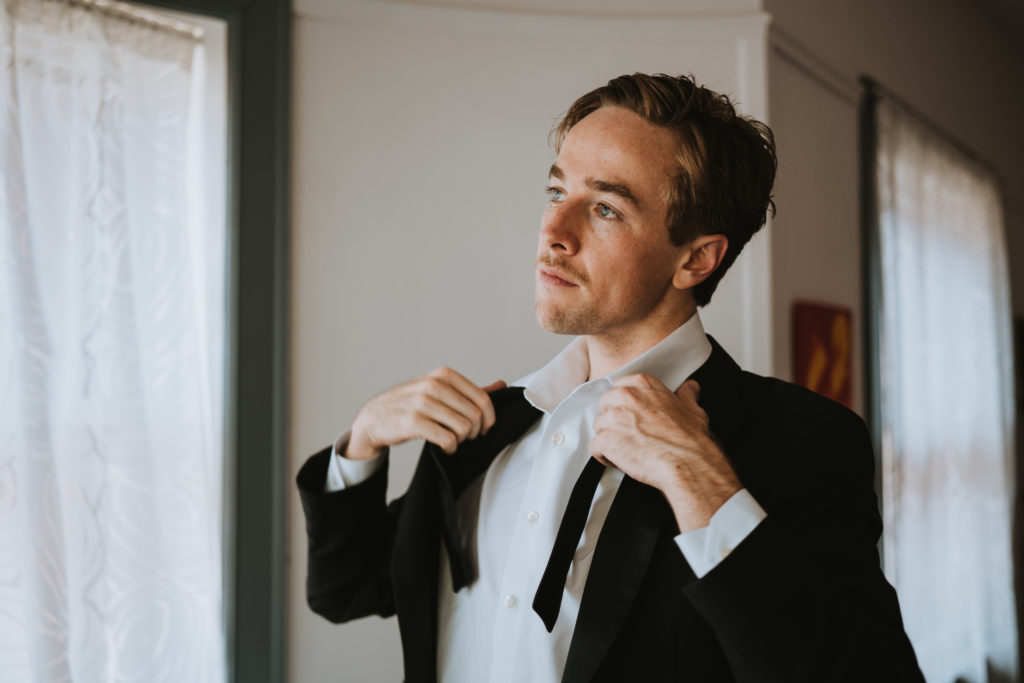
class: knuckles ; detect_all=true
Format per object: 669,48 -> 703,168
421,376 -> 445,393
453,416 -> 473,438
616,373 -> 660,389
634,373 -> 660,388
618,387 -> 640,403
429,366 -> 455,380
600,386 -> 639,409
410,392 -> 431,411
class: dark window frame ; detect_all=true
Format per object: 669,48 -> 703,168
857,77 -> 883,525
130,1 -> 291,681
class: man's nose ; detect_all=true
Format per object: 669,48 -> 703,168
540,204 -> 581,255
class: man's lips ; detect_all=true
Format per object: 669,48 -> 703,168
537,265 -> 579,287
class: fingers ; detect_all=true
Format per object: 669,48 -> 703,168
415,414 -> 462,455
612,373 -> 667,391
676,379 -> 700,403
591,406 -> 620,435
415,393 -> 484,446
587,431 -> 614,468
419,375 -> 488,439
359,367 -> 502,456
428,367 -> 499,434
600,374 -> 673,409
482,379 -> 508,394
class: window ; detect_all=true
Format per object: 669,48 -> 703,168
0,1 -> 289,681
0,2 -> 226,680
863,80 -> 1018,682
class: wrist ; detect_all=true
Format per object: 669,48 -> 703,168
344,430 -> 384,461
661,445 -> 742,533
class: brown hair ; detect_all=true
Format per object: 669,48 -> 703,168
553,73 -> 777,307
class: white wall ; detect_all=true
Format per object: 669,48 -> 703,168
767,37 -> 863,410
765,0 -> 1024,406
289,1 -> 770,679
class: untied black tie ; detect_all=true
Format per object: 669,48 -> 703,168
532,455 -> 606,632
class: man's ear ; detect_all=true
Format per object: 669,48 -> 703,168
673,234 -> 729,290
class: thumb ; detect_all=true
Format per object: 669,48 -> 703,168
482,379 -> 508,393
676,379 -> 700,402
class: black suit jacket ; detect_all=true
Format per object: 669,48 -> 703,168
297,339 -> 924,682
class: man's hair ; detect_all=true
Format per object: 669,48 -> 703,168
553,73 -> 777,307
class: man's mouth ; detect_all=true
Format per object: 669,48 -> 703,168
537,265 -> 579,287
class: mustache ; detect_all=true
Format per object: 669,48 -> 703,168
536,255 -> 587,284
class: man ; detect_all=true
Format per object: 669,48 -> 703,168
297,73 -> 923,682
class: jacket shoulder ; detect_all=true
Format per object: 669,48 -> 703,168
736,370 -> 867,437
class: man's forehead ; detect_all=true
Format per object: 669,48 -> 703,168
552,108 -> 678,188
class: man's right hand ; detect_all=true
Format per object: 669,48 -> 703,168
346,367 -> 507,461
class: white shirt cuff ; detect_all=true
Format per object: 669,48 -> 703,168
323,431 -> 387,492
674,488 -> 766,578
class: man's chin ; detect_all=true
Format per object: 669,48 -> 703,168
535,304 -> 592,336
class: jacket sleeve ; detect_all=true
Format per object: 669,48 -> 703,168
682,405 -> 925,682
296,447 -> 401,623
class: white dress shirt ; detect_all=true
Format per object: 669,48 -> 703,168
326,314 -> 766,682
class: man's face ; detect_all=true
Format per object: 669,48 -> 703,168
534,106 -> 687,344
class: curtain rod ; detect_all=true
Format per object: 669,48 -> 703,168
860,76 -> 1000,181
66,0 -> 204,40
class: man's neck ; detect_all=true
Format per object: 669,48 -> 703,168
585,306 -> 698,380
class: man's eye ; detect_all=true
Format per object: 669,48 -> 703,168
545,186 -> 565,202
596,203 -> 619,220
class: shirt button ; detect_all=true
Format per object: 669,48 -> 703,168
526,510 -> 539,523
551,431 -> 565,445
504,595 -> 516,608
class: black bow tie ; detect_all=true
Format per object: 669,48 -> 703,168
431,386 -> 609,631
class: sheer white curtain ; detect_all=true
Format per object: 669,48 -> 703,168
875,95 -> 1018,682
0,1 -> 226,681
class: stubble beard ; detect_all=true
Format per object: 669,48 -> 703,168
535,297 -> 599,336
534,277 -> 680,340
535,255 -> 598,334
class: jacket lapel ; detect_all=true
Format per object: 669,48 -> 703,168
391,449 -> 445,683
441,387 -> 545,500
561,338 -> 747,683
433,387 -> 543,589
561,475 -> 673,683
690,336 -> 747,457
391,387 -> 542,682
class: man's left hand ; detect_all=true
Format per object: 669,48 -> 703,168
590,375 -> 742,533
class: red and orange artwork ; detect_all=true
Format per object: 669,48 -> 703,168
792,301 -> 853,409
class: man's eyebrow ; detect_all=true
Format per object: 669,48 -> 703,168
587,179 -> 640,209
547,164 -> 641,209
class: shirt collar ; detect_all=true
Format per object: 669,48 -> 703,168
521,313 -> 712,414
